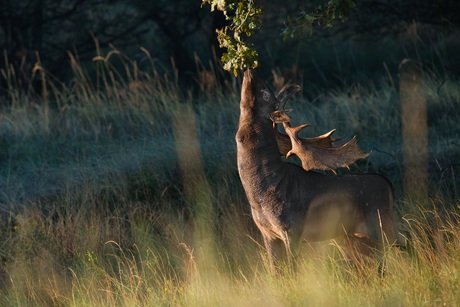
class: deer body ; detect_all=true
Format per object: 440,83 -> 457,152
236,70 -> 399,268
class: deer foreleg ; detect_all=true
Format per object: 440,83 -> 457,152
262,236 -> 286,272
263,232 -> 297,273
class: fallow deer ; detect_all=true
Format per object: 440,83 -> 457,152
236,69 -> 403,271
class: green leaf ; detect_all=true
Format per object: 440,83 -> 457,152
202,0 -> 262,76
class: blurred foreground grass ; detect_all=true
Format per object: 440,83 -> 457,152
0,49 -> 459,305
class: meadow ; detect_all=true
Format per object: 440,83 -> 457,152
0,49 -> 459,306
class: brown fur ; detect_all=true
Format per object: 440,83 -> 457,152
236,70 -> 402,270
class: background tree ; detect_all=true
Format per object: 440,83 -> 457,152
1,0 -> 460,98
202,0 -> 460,78
130,0 -> 205,73
0,1 -> 146,75
0,0 -> 215,91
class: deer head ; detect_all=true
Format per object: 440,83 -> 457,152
239,69 -> 278,120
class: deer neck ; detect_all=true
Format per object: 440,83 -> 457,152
236,110 -> 285,204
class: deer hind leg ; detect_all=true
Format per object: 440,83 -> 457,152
339,234 -> 385,276
354,208 -> 398,247
351,209 -> 399,275
346,233 -> 379,256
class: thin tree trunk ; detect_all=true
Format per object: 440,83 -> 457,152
399,58 -> 428,206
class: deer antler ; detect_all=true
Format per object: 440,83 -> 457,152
276,84 -> 301,110
281,120 -> 369,172
271,110 -> 369,172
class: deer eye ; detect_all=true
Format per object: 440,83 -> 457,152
261,89 -> 271,102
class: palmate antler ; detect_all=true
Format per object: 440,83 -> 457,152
271,90 -> 369,172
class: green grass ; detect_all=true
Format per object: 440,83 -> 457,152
0,49 -> 459,306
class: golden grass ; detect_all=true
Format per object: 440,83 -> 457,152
0,47 -> 459,306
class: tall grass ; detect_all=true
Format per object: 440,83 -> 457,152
0,47 -> 459,306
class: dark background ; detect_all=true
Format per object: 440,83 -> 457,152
1,0 -> 460,96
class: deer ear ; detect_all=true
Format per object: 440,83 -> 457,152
274,123 -> 292,156
274,121 -> 369,172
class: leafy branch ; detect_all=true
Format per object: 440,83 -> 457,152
202,0 -> 356,75
202,0 -> 262,76
282,0 -> 356,39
